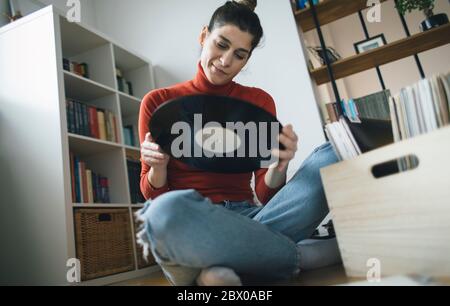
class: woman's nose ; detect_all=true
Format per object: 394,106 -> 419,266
220,51 -> 233,67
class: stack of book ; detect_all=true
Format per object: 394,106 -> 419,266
70,153 -> 111,204
325,117 -> 362,160
326,90 -> 391,123
389,73 -> 450,142
389,73 -> 449,171
116,68 -> 134,96
325,89 -> 393,159
66,99 -> 120,143
63,58 -> 89,78
127,159 -> 145,204
325,72 -> 450,162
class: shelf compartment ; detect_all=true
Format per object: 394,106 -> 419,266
60,16 -> 108,57
60,17 -> 116,89
113,45 -> 153,99
295,0 -> 388,32
119,92 -> 141,119
310,23 -> 450,85
68,135 -> 128,204
64,71 -> 116,101
68,133 -> 122,155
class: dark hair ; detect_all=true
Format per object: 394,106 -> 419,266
207,0 -> 263,54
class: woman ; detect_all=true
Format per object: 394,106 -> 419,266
137,0 -> 341,286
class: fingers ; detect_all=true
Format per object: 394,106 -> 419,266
142,156 -> 168,166
141,141 -> 160,152
278,134 -> 297,151
143,150 -> 166,160
282,124 -> 298,142
145,132 -> 154,142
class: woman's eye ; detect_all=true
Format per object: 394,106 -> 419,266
235,54 -> 245,60
217,43 -> 227,49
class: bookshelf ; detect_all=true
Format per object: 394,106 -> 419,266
0,6 -> 156,285
295,0 -> 389,32
295,0 -> 450,118
310,23 -> 450,85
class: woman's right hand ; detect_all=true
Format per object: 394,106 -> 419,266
141,132 -> 170,170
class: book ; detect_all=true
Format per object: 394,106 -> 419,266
86,169 -> 93,204
391,72 -> 449,143
326,102 -> 339,123
97,109 -> 107,141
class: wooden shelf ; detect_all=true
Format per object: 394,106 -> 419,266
310,23 -> 450,85
295,0 -> 388,32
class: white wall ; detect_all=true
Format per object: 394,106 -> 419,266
12,0 -> 97,27
91,0 -> 326,178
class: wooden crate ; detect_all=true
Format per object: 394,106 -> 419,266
320,126 -> 450,278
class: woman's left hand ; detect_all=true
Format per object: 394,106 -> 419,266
271,124 -> 298,172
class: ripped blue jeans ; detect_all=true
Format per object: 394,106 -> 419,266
136,142 -> 338,285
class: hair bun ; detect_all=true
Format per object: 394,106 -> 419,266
233,0 -> 257,12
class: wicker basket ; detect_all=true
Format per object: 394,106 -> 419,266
132,208 -> 156,269
74,208 -> 135,281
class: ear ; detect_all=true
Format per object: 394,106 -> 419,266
198,26 -> 209,47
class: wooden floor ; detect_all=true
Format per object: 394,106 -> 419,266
112,265 -> 357,286
112,265 -> 450,286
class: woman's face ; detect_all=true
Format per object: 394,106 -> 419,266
199,24 -> 253,85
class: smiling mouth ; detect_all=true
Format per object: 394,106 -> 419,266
212,65 -> 227,75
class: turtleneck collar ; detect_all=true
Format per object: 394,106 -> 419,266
192,62 -> 236,96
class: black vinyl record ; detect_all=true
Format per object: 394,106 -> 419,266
149,95 -> 284,173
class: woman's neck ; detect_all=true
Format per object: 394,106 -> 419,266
192,62 -> 235,95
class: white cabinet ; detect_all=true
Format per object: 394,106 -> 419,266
0,6 -> 158,285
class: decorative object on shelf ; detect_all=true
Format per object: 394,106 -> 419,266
3,0 -> 22,23
306,46 -> 323,69
116,67 -> 135,96
63,58 -> 90,78
354,34 -> 387,54
396,0 -> 449,32
1,0 -> 9,27
307,46 -> 341,68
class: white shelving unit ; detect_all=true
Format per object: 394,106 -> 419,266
0,6 -> 156,285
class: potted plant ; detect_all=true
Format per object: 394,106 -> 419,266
396,0 -> 449,31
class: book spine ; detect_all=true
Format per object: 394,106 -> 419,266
86,169 -> 93,204
73,156 -> 81,203
88,106 -> 98,139
80,162 -> 88,203
97,109 -> 107,141
70,152 -> 76,203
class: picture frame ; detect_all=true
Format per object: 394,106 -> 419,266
354,34 -> 387,54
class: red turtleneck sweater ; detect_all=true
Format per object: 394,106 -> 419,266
139,63 -> 286,205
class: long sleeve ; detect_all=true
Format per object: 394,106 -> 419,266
254,168 -> 286,205
253,90 -> 286,205
139,90 -> 170,200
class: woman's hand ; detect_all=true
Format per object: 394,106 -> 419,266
141,132 -> 170,170
271,124 -> 299,172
